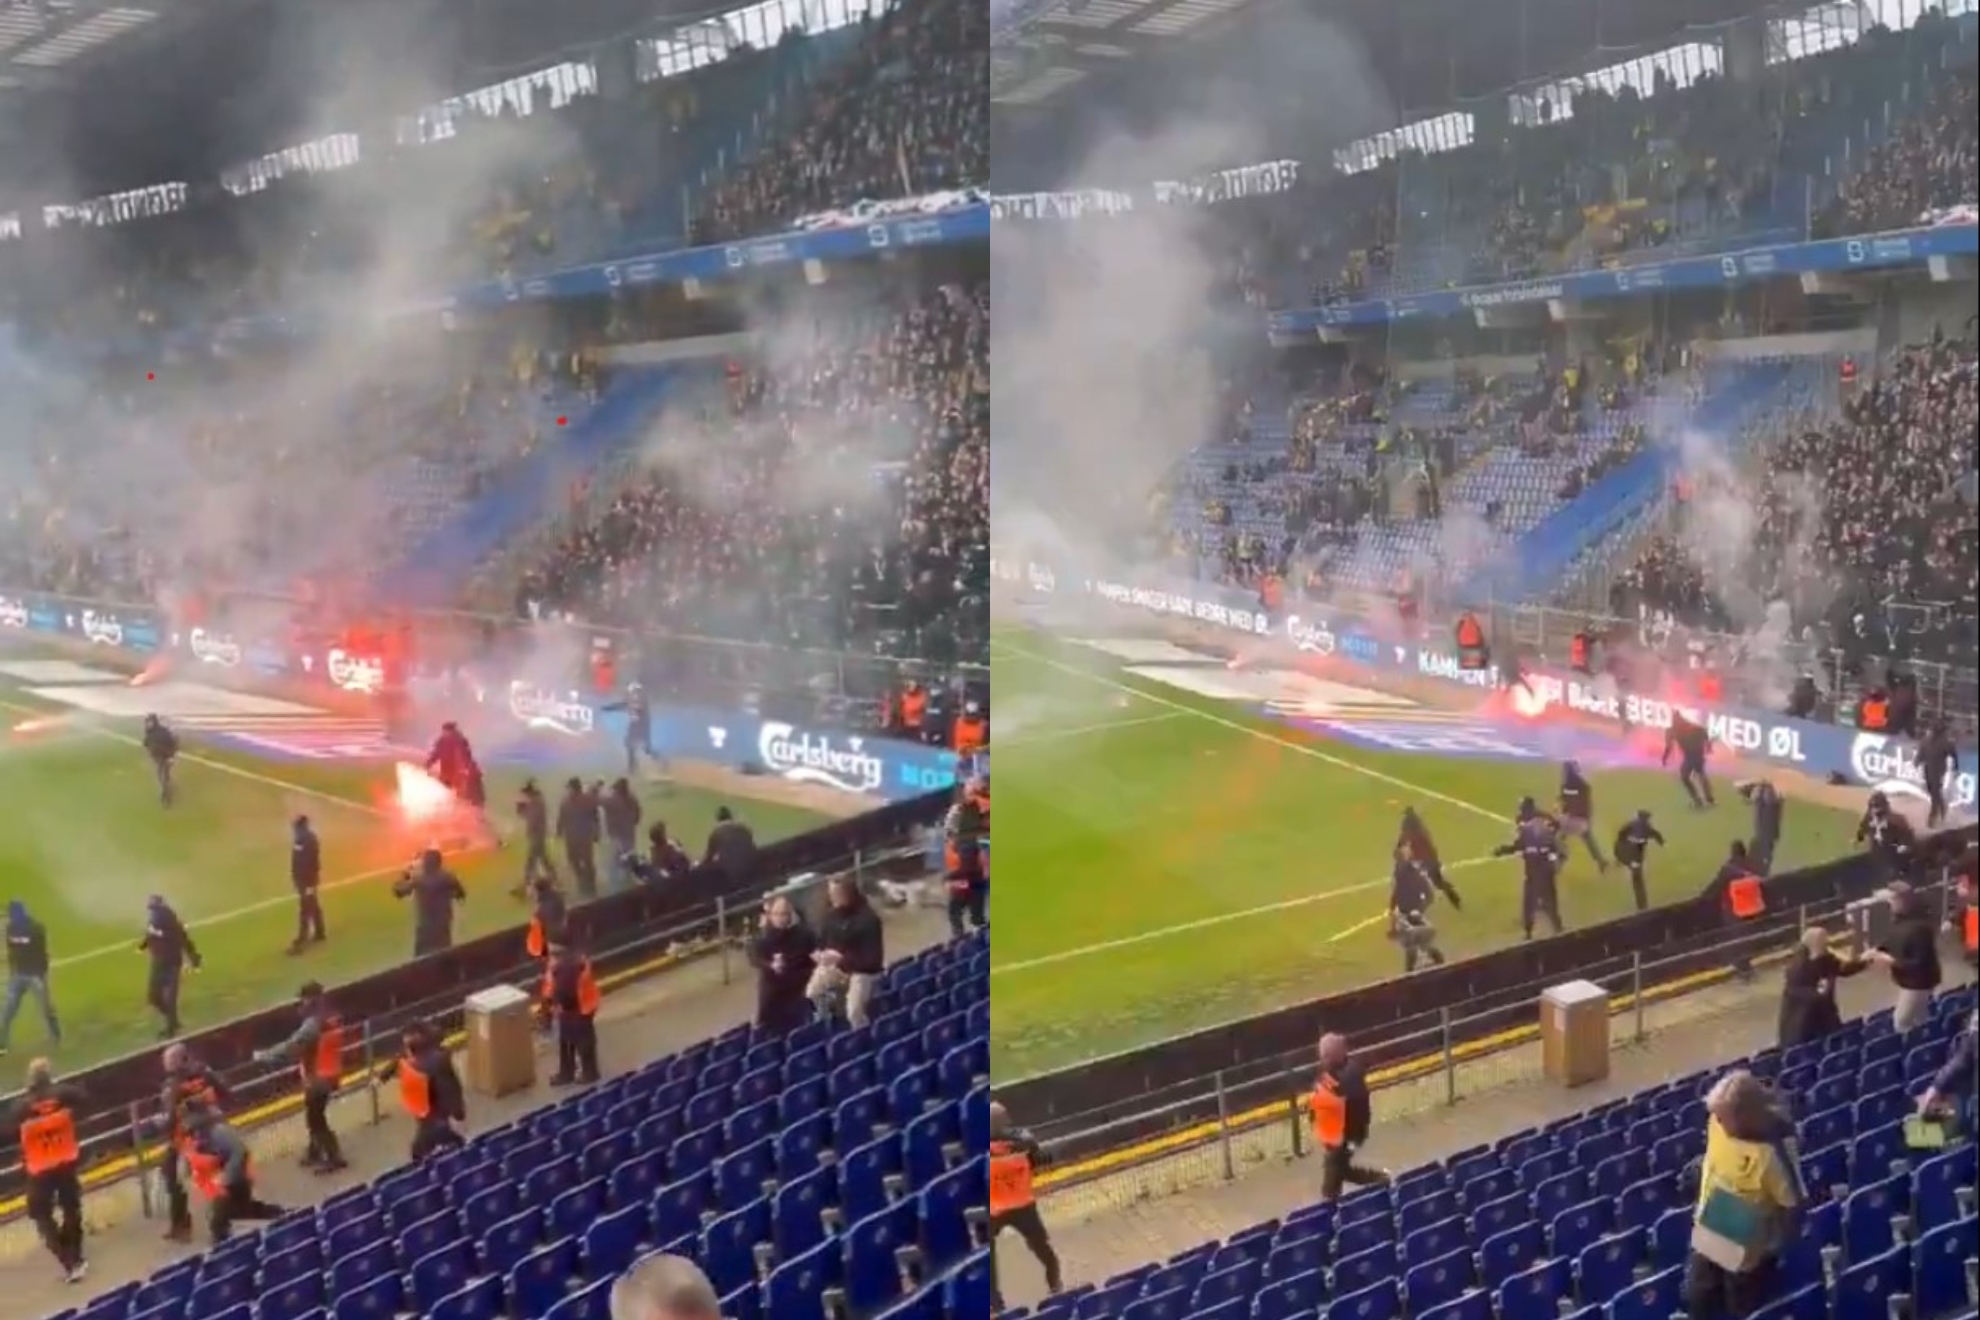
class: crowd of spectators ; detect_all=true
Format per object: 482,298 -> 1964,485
692,0 -> 985,242
0,0 -> 983,344
1193,14 -> 1974,311
1614,330 -> 1979,668
1815,59 -> 1978,238
0,324 -> 595,602
507,279 -> 988,661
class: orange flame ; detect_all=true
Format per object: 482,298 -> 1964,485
11,714 -> 68,736
393,761 -> 457,825
129,655 -> 173,687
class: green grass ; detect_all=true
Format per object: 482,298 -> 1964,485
0,672 -> 832,1072
990,627 -> 1863,1081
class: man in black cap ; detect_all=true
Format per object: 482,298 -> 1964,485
139,895 -> 200,1038
380,1020 -> 467,1161
287,815 -> 325,955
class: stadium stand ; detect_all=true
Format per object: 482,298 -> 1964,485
501,278 -> 990,661
1001,987 -> 1977,1320
19,927 -> 989,1320
1608,333 -> 1978,672
1105,9 -> 1979,724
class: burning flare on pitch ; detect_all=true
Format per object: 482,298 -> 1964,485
129,655 -> 173,687
393,762 -> 457,826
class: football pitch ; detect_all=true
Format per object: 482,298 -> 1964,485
0,652 -> 832,1074
990,626 -> 1865,1082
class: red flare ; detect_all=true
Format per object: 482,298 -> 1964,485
130,655 -> 172,687
393,761 -> 457,825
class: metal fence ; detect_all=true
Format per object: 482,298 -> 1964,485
1028,880 -> 1964,1217
0,838 -> 928,1237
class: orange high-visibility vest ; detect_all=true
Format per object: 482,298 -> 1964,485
1727,876 -> 1765,919
1965,906 -> 1977,954
544,959 -> 601,1016
20,1098 -> 79,1175
399,1055 -> 432,1119
900,690 -> 927,729
987,1141 -> 1035,1214
309,1016 -> 345,1085
1860,698 -> 1888,731
953,716 -> 987,754
1455,615 -> 1484,650
1311,1072 -> 1348,1146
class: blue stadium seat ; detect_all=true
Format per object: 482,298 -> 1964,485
1402,1248 -> 1475,1314
429,1276 -> 503,1320
1328,1277 -> 1400,1320
1605,1263 -> 1683,1320
1496,1256 -> 1573,1320
1575,1228 -> 1646,1302
1914,1216 -> 1980,1319
1836,1244 -> 1915,1320
1751,1283 -> 1831,1320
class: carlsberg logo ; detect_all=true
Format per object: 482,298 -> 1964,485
758,722 -> 884,794
1851,733 -> 1977,809
508,682 -> 595,736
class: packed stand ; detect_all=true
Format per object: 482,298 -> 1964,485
691,0 -> 988,243
1816,58 -> 1978,239
1002,991 -> 1978,1320
510,280 -> 988,661
0,0 -> 984,344
1612,332 -> 1979,672
0,328 -> 595,601
1217,12 -> 1974,310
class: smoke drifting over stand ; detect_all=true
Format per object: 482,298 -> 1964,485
992,12 -> 1392,590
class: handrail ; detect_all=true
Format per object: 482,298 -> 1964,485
1027,877 -> 1960,1193
0,832 -> 932,1216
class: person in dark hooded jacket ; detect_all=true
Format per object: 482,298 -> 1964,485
752,895 -> 817,1034
1777,926 -> 1869,1049
2,900 -> 60,1055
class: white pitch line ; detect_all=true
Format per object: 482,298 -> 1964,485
0,696 -> 386,819
45,856 -> 448,973
992,636 -> 1505,826
994,712 -> 1186,751
992,855 -> 1500,976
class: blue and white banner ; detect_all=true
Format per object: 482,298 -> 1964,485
994,556 -> 1977,816
1269,222 -> 1978,332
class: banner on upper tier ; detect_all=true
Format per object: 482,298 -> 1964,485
991,556 -> 1978,816
1267,222 -> 1979,332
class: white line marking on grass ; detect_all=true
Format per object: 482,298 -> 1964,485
0,696 -> 386,818
992,637 -> 1505,826
995,712 -> 1186,750
993,855 -> 1499,976
49,846 -> 498,973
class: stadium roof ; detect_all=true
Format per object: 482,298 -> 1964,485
0,0 -> 184,92
0,0 -> 756,196
993,0 -> 1796,108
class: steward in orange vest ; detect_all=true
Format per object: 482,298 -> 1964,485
380,1020 -> 467,1161
899,684 -> 928,731
7,1059 -> 87,1279
156,1044 -> 227,1242
1859,693 -> 1889,731
542,945 -> 602,1086
250,981 -> 348,1173
526,878 -> 569,961
987,1101 -> 1063,1307
179,1101 -> 287,1245
1311,1033 -> 1389,1200
1717,842 -> 1766,980
952,707 -> 988,755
